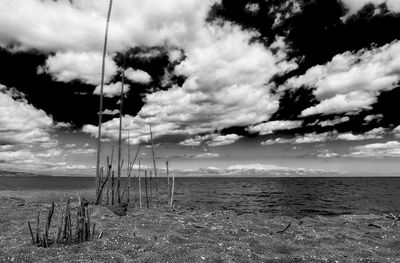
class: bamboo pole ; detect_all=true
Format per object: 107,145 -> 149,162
96,0 -> 113,195
138,158 -> 142,209
111,170 -> 115,205
145,170 -> 149,209
149,125 -> 159,204
149,170 -> 153,206
166,160 -> 169,204
127,132 -> 131,203
169,172 -> 175,207
117,67 -> 125,204
28,222 -> 35,244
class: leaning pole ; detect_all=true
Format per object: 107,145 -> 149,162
96,0 -> 113,201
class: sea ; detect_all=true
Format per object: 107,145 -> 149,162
1,175 -> 400,218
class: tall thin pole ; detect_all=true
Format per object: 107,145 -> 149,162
149,125 -> 159,203
138,157 -> 142,209
117,67 -> 125,204
96,0 -> 113,189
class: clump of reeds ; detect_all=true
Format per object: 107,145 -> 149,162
27,197 -> 99,248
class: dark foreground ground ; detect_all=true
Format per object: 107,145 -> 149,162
1,190 -> 400,263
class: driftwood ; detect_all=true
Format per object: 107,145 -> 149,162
276,222 -> 291,234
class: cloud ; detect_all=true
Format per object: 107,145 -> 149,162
262,128 -> 386,145
65,144 -> 76,149
184,152 -> 220,158
349,141 -> 400,157
102,109 -> 120,115
40,52 -> 117,85
287,41 -> 400,116
178,133 -> 241,147
337,128 -> 385,140
93,82 -> 129,98
247,120 -> 303,135
340,0 -> 400,15
69,148 -> 96,154
83,24 -> 296,143
0,0 -> 215,52
125,68 -> 151,84
318,116 -> 350,127
364,114 -> 383,123
0,83 -> 57,146
260,137 -> 294,145
317,150 -> 339,158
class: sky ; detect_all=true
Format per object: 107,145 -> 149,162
1,0 -> 400,176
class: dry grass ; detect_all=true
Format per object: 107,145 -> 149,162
1,190 -> 400,262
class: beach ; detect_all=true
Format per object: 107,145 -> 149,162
1,187 -> 400,262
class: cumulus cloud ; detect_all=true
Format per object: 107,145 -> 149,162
83,23 -> 296,143
0,0 -> 215,52
93,82 -> 129,98
317,150 -> 339,158
349,141 -> 400,157
102,109 -> 120,115
40,52 -> 117,85
178,134 -> 241,147
287,41 -> 400,116
247,120 -> 303,135
340,0 -> 400,15
364,114 -> 383,123
262,128 -> 386,146
318,116 -> 350,127
0,83 -> 57,146
125,68 -> 152,84
260,138 -> 294,145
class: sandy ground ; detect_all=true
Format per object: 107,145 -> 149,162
1,190 -> 400,263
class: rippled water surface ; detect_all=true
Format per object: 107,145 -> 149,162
1,176 -> 400,217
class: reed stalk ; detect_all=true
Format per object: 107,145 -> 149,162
169,172 -> 175,207
138,158 -> 142,209
145,170 -> 149,208
96,0 -> 113,195
117,67 -> 125,204
149,125 -> 159,204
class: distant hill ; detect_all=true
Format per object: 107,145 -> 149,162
0,169 -> 49,177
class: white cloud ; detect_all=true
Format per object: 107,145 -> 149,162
318,116 -> 350,127
349,141 -> 400,157
70,148 -> 96,154
36,148 -> 62,158
207,134 -> 242,147
0,0 -> 215,52
65,144 -> 76,149
125,68 -> 151,84
301,91 -> 376,116
0,149 -> 37,164
287,41 -> 400,116
102,109 -> 120,115
0,83 -> 57,146
83,23 -> 296,143
337,128 -> 385,141
337,133 -> 366,141
178,133 -> 241,147
40,52 -> 117,85
317,150 -> 339,158
294,132 -> 332,144
93,82 -> 129,98
260,137 -> 294,145
247,120 -> 303,135
364,114 -> 383,123
340,0 -> 400,15
189,153 -> 220,158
